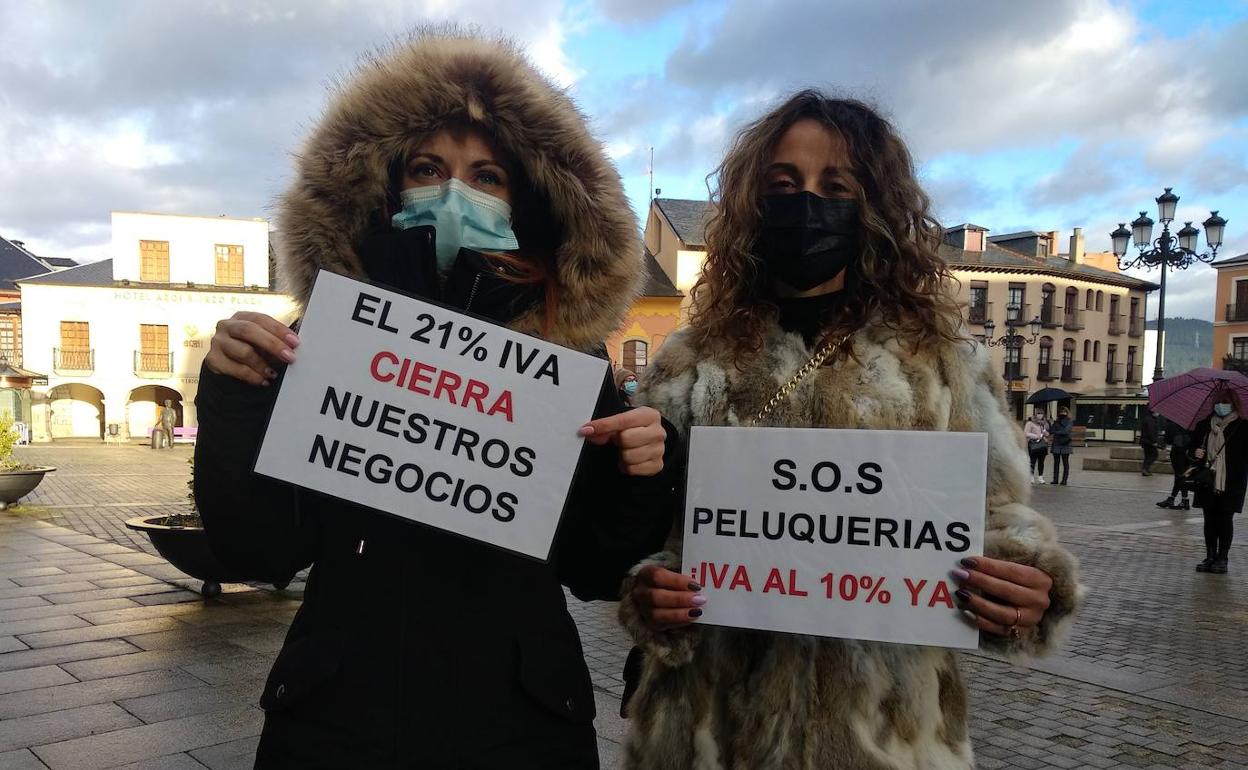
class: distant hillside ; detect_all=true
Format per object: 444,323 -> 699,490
1146,317 -> 1214,374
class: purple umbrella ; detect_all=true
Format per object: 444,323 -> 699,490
1147,368 -> 1248,430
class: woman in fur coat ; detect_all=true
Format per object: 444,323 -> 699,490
193,31 -> 675,768
619,91 -> 1085,769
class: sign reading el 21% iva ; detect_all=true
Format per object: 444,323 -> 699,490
682,427 -> 988,649
254,270 -> 607,561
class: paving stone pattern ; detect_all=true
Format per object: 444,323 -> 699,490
0,443 -> 1244,769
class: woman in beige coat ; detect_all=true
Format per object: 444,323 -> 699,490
619,91 -> 1085,769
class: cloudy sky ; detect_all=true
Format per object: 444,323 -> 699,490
2,0 -> 1244,319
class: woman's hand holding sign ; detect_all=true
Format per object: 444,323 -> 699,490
952,557 -> 1052,639
205,312 -> 300,386
634,564 -> 705,629
579,407 -> 667,476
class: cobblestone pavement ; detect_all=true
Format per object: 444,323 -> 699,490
1,443 -> 1245,769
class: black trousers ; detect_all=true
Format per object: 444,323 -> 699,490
1051,453 -> 1070,483
1202,494 -> 1236,560
1029,449 -> 1047,476
1170,453 -> 1191,498
1142,444 -> 1159,471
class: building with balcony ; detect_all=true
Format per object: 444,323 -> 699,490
1212,252 -> 1248,374
17,212 -> 295,441
621,200 -> 1158,439
947,225 -> 1155,436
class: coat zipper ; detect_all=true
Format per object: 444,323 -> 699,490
465,272 -> 483,312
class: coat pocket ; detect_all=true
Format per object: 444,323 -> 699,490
259,628 -> 348,712
515,629 -> 596,724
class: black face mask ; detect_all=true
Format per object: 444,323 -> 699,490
754,192 -> 860,291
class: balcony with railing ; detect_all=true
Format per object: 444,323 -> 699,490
53,347 -> 94,374
1036,359 -> 1059,381
1004,303 -> 1029,324
1003,356 -> 1029,382
967,301 -> 992,325
1107,314 -> 1124,335
134,350 -> 174,377
0,349 -> 21,367
1125,362 -> 1143,384
1129,315 -> 1146,337
1228,304 -> 1248,323
1039,303 -> 1061,328
1106,362 -> 1124,384
1224,355 -> 1248,374
1060,361 -> 1083,382
1063,307 -> 1085,331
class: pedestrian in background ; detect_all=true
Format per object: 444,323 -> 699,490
1049,407 -> 1074,485
616,367 -> 639,407
1158,420 -> 1193,510
1191,391 -> 1247,574
1024,409 -> 1050,484
1140,409 -> 1159,476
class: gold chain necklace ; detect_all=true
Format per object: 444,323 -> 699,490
750,333 -> 850,425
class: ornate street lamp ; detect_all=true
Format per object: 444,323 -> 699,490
982,313 -> 1041,384
982,314 -> 1042,347
1111,187 -> 1227,381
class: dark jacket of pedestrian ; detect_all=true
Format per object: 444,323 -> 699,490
1140,411 -> 1159,447
194,32 -> 674,769
1049,414 -> 1074,454
1190,413 -> 1248,514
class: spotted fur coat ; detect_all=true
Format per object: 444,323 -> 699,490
620,319 -> 1086,769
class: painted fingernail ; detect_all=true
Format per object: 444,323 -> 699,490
279,349 -> 295,363
577,425 -> 594,437
265,368 -> 278,379
688,582 -> 702,591
688,608 -> 703,618
691,594 -> 708,607
955,589 -> 972,602
952,568 -> 971,581
960,558 -> 978,569
285,334 -> 300,348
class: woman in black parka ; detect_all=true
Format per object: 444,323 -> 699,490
1191,390 -> 1248,574
193,30 -> 674,769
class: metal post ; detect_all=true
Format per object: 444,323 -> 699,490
1153,252 -> 1167,383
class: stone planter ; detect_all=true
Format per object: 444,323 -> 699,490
0,467 -> 56,510
125,515 -> 290,598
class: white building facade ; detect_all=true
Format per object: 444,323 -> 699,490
19,212 -> 296,442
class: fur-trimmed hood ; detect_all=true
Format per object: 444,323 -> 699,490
276,29 -> 641,350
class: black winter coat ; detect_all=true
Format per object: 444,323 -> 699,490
1190,416 -> 1248,514
195,237 -> 674,769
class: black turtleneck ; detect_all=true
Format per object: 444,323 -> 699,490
774,291 -> 845,346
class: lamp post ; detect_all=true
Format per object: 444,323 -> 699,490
982,313 -> 1042,384
1111,188 -> 1226,382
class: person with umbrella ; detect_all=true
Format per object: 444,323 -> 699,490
1049,406 -> 1075,485
1023,407 -> 1051,484
1148,368 -> 1248,574
1190,390 -> 1247,573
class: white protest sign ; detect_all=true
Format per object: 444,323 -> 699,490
254,270 -> 607,561
682,426 -> 987,649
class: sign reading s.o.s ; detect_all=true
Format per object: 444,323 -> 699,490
255,270 -> 607,561
682,426 -> 987,649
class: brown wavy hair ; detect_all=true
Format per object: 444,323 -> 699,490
690,90 -> 962,362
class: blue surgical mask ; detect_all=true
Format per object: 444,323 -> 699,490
391,178 -> 519,271
623,380 -> 638,396
1214,403 -> 1233,418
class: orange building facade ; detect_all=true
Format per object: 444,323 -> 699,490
1212,253 -> 1248,372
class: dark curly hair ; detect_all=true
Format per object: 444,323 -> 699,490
690,90 -> 963,362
